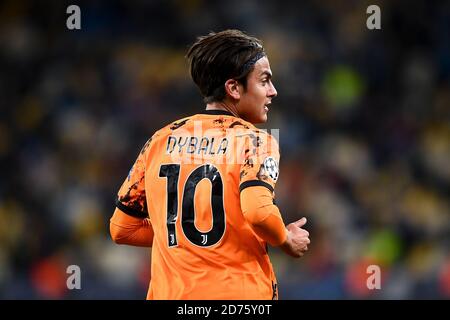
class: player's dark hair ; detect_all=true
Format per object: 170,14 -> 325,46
186,29 -> 266,104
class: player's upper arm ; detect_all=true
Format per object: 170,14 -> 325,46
115,138 -> 153,219
238,131 -> 280,197
110,207 -> 154,247
238,131 -> 286,245
111,137 -> 155,247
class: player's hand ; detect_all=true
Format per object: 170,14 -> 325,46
279,217 -> 310,258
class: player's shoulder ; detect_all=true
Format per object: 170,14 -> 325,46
233,122 -> 279,148
149,115 -> 194,141
225,118 -> 272,136
225,117 -> 256,130
160,115 -> 194,133
152,112 -> 256,135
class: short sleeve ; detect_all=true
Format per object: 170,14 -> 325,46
239,131 -> 280,194
116,139 -> 151,218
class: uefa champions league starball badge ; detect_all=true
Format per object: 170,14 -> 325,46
263,157 -> 279,182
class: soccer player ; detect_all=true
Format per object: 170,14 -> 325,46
110,29 -> 310,300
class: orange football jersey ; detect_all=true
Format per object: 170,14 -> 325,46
116,109 -> 281,299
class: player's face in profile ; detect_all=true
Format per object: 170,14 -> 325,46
237,56 -> 277,124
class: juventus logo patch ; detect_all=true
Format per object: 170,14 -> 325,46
263,157 -> 279,182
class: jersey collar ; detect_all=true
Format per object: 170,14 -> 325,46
202,109 -> 235,116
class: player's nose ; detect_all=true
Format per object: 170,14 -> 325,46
268,82 -> 277,98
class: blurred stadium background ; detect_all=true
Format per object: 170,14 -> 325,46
0,0 -> 449,299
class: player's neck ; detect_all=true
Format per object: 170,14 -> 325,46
205,101 -> 240,118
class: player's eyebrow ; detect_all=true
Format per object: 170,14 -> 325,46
260,71 -> 272,79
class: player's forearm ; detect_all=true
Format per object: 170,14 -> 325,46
240,186 -> 287,246
248,212 -> 288,246
110,208 -> 154,247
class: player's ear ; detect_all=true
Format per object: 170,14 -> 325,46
224,79 -> 241,100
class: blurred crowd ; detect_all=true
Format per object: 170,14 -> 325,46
0,0 -> 449,299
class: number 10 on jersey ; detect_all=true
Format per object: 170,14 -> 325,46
159,164 -> 226,248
